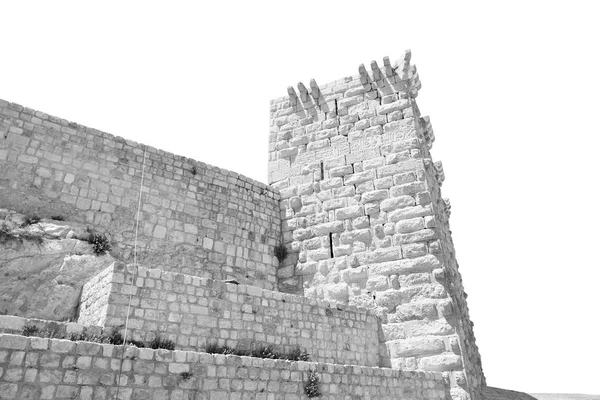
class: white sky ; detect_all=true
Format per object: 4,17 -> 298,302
2,1 -> 599,395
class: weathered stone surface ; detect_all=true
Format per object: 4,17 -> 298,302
295,262 -> 317,276
341,266 -> 368,283
335,205 -> 364,220
360,189 -> 388,203
380,195 -> 415,212
386,319 -> 455,336
322,283 -> 349,304
366,248 -> 400,264
366,275 -> 390,291
0,216 -> 117,321
369,254 -> 440,276
388,205 -> 433,222
289,196 -> 302,212
418,354 -> 463,371
394,302 -> 438,321
396,217 -> 425,233
311,221 -> 344,236
393,229 -> 437,245
374,289 -> 404,312
387,337 -> 445,357
399,284 -> 448,303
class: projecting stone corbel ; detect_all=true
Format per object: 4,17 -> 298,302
371,60 -> 383,82
287,86 -> 299,107
309,79 -> 320,99
434,161 -> 445,187
383,56 -> 394,77
297,82 -> 309,103
358,63 -> 370,85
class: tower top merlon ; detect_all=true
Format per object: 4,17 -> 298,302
272,50 -> 422,112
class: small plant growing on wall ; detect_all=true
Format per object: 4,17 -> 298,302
273,243 -> 288,264
287,346 -> 310,362
22,324 -> 39,337
252,345 -> 280,359
149,336 -> 176,350
22,324 -> 60,339
305,370 -> 322,398
191,165 -> 198,175
86,229 -> 111,255
180,371 -> 193,380
21,215 -> 41,227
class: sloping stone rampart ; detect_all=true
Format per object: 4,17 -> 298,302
79,263 -> 384,367
0,99 -> 280,289
0,333 -> 449,400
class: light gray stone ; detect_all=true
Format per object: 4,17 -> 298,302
387,337 -> 445,357
369,254 -> 440,276
418,354 -> 463,371
335,205 -> 364,220
380,196 -> 415,212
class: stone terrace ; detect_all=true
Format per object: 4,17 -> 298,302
78,263 -> 385,367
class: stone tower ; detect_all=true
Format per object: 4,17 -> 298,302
268,50 -> 485,400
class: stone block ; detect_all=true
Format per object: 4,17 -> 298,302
352,216 -> 370,229
330,165 -> 353,177
418,354 -> 463,372
396,217 -> 425,233
380,196 -> 415,212
388,205 -> 433,222
0,335 -> 28,350
369,254 -> 440,276
320,177 -> 343,190
389,181 -> 428,197
366,248 -> 400,264
323,198 -> 347,211
366,275 -> 390,291
0,316 -> 25,332
374,289 -> 403,312
153,225 -> 167,239
51,339 -> 75,353
323,283 -> 349,303
401,242 -> 428,258
393,229 -> 437,245
393,171 -> 417,186
361,189 -> 388,203
307,248 -> 330,262
388,337 -> 445,358
336,205 -> 364,220
342,266 -> 368,283
76,342 -> 102,356
296,262 -> 317,276
292,228 -> 314,241
311,221 -> 344,236
395,302 -> 438,321
344,170 -> 376,185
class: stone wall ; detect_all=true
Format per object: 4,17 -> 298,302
0,315 -> 104,338
0,99 -> 280,289
268,51 -> 484,399
0,333 -> 450,400
79,263 -> 384,367
78,264 -> 115,327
